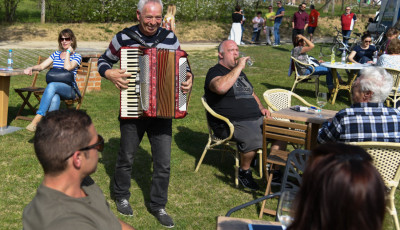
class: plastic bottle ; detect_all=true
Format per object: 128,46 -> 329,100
373,51 -> 378,65
330,49 -> 335,64
341,50 -> 346,64
7,49 -> 13,70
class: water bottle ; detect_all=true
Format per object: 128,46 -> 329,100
373,51 -> 378,65
330,49 -> 335,64
341,50 -> 346,64
7,49 -> 13,70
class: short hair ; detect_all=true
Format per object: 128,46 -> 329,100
235,5 -> 241,11
34,110 -> 93,175
58,29 -> 77,51
310,4 -> 315,9
257,11 -> 262,15
358,67 -> 393,102
387,38 -> 400,54
137,0 -> 163,13
218,40 -> 230,60
288,143 -> 386,230
386,27 -> 400,37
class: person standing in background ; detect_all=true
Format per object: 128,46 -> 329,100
240,9 -> 246,45
273,1 -> 285,46
251,11 -> 264,43
292,3 -> 308,46
307,4 -> 319,42
264,5 -> 275,46
162,4 -> 176,33
341,7 -> 357,46
229,5 -> 243,45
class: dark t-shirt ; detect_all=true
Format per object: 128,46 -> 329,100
204,63 -> 261,131
232,12 -> 242,23
352,45 -> 376,62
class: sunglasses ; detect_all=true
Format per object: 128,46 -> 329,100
64,135 -> 104,161
60,37 -> 71,41
364,40 -> 372,43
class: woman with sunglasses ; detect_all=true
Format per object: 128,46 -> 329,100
348,33 -> 376,64
24,28 -> 82,132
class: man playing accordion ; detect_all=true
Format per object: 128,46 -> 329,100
97,0 -> 193,228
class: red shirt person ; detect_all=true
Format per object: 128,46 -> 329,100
307,5 -> 320,42
341,7 -> 357,45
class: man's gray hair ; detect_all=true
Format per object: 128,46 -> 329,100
359,67 -> 393,103
138,0 -> 163,13
218,40 -> 230,60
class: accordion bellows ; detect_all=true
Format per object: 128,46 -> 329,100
120,47 -> 190,119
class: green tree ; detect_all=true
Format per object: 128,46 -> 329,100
4,0 -> 21,23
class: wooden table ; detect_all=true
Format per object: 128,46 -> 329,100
271,107 -> 337,149
321,62 -> 371,105
217,216 -> 281,230
0,69 -> 29,135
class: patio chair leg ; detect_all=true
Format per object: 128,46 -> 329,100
258,149 -> 263,178
390,200 -> 400,230
291,81 -> 298,92
195,139 -> 211,172
235,150 -> 239,187
259,172 -> 274,219
330,89 -> 338,105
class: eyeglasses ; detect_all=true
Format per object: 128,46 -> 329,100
60,37 -> 71,41
64,135 -> 104,161
364,40 -> 372,43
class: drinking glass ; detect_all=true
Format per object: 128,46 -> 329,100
239,52 -> 254,66
316,92 -> 327,117
277,191 -> 295,230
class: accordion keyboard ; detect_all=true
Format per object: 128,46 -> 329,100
120,48 -> 142,118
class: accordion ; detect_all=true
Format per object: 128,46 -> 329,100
120,47 -> 191,119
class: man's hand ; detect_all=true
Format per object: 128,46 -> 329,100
181,72 -> 193,94
104,69 -> 131,90
237,56 -> 249,69
261,108 -> 271,117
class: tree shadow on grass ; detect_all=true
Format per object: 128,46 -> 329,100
99,137 -> 152,208
174,126 -> 265,194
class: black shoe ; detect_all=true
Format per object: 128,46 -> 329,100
115,198 -> 133,216
238,168 -> 260,191
152,208 -> 175,228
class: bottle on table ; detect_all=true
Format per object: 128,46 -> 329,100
373,51 -> 378,65
330,49 -> 335,64
341,51 -> 346,64
7,49 -> 13,70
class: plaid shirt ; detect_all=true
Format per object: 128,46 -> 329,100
318,103 -> 400,143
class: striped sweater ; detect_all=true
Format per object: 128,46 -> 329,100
97,25 -> 181,78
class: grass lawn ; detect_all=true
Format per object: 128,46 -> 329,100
0,44 -> 398,229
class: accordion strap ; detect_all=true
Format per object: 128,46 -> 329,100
121,27 -> 170,48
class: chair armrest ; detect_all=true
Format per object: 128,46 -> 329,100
201,97 -> 235,140
225,192 -> 281,217
291,56 -> 315,75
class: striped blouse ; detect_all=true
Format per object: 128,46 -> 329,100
50,51 -> 82,78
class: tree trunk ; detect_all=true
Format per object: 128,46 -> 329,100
341,0 -> 344,10
4,0 -> 20,23
320,0 -> 333,13
331,0 -> 335,15
41,0 -> 45,24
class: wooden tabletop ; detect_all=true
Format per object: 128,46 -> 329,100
217,216 -> 280,230
271,107 -> 337,124
0,69 -> 27,77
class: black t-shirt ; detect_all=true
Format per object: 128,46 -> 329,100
352,45 -> 376,62
232,13 -> 242,23
204,64 -> 261,131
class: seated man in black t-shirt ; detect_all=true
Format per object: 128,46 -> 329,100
204,40 -> 286,190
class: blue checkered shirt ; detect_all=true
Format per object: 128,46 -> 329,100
318,102 -> 400,143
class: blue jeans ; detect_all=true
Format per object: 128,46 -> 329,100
251,29 -> 261,42
36,82 -> 75,116
342,30 -> 352,46
114,118 -> 172,211
274,22 -> 282,45
305,66 -> 337,90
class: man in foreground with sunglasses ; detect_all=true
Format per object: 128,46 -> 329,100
22,110 -> 135,230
